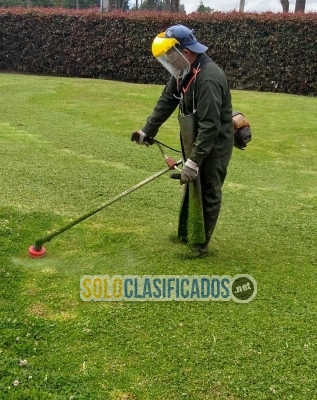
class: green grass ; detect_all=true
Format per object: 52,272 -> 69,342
0,72 -> 316,399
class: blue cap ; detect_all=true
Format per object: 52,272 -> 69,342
164,24 -> 208,54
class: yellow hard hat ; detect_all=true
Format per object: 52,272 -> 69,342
151,32 -> 180,58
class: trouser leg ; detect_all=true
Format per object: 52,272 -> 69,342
177,183 -> 189,242
200,150 -> 232,247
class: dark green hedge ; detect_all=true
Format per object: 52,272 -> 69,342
1,8 -> 317,95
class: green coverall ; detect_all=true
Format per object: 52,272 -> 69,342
141,53 -> 234,247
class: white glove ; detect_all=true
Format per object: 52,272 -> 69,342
136,130 -> 148,145
180,159 -> 199,184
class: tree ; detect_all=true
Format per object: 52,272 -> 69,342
138,0 -> 165,10
295,0 -> 306,12
135,0 -> 184,11
110,0 -> 129,10
178,3 -> 185,12
279,0 -> 289,12
170,0 -> 179,12
196,0 -> 213,13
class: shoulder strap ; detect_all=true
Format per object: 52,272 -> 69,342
181,54 -> 214,93
178,55 -> 214,114
182,67 -> 201,94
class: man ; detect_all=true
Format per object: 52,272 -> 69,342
133,24 -> 234,255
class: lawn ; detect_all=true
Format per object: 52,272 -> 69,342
0,73 -> 316,399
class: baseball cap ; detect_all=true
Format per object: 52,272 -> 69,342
164,24 -> 208,54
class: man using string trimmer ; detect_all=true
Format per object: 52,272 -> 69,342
132,24 -> 249,256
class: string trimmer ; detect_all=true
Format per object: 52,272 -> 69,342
28,135 -> 182,258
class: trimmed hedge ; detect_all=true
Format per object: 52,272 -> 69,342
1,8 -> 317,95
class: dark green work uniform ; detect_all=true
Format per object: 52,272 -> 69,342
141,53 -> 234,246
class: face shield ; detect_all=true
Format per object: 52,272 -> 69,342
151,33 -> 191,79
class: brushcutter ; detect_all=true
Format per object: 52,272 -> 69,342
28,135 -> 182,258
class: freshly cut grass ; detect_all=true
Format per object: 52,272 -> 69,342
0,73 -> 316,399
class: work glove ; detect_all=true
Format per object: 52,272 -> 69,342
131,130 -> 151,146
180,159 -> 199,184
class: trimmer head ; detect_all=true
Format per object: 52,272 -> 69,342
28,245 -> 46,258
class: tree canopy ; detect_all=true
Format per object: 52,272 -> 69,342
196,0 -> 213,13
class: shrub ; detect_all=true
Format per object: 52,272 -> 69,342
1,8 -> 317,95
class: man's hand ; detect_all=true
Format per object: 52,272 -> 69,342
131,130 -> 152,146
180,159 -> 199,184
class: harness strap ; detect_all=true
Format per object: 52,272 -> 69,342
182,67 -> 201,94
178,55 -> 214,115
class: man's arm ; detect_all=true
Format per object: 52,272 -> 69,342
141,77 -> 180,137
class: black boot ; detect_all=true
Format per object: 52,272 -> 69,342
194,212 -> 220,255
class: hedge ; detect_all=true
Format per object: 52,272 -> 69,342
0,8 -> 317,95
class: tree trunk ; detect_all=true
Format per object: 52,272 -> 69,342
295,0 -> 306,12
280,0 -> 289,12
171,0 -> 179,12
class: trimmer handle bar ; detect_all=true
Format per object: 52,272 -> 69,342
170,173 -> 181,180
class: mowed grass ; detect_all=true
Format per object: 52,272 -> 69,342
0,73 -> 316,400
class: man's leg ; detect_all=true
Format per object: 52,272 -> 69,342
198,150 -> 233,251
177,183 -> 189,242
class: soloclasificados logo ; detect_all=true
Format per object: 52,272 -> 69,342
80,274 -> 257,303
